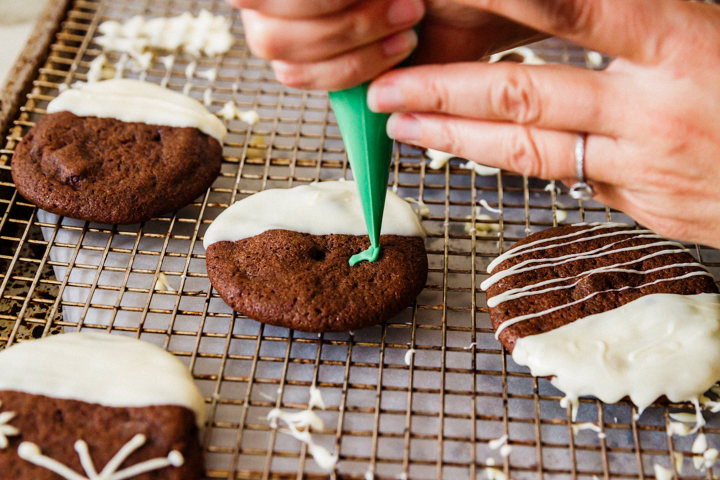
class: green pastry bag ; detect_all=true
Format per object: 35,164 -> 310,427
329,83 -> 393,266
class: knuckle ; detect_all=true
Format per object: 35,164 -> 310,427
426,70 -> 453,113
503,128 -> 544,177
491,69 -> 543,125
272,64 -> 311,89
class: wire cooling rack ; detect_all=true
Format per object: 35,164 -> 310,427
3,1 -> 720,479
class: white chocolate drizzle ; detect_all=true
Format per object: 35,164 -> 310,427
266,409 -> 337,471
486,223 -> 631,273
653,464 -> 673,480
462,161 -> 500,176
308,386 -> 326,411
0,332 -> 205,427
17,434 -> 183,480
47,79 -> 227,142
96,10 -> 233,57
0,401 -> 19,449
203,181 -> 425,248
217,101 -> 260,125
482,236 -> 683,291
404,349 -> 416,365
511,293 -> 720,415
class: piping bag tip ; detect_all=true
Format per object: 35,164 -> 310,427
329,82 -> 394,266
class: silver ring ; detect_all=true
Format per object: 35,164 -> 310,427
569,133 -> 596,201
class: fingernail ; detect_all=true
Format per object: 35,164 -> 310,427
387,113 -> 421,142
387,0 -> 424,26
382,29 -> 418,57
368,83 -> 404,112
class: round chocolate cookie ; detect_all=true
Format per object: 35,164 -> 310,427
11,111 -> 222,224
206,230 -> 428,332
484,224 -> 719,352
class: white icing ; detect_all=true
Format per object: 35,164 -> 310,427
693,433 -> 708,454
704,449 -> 718,469
217,101 -> 260,124
266,409 -> 337,471
462,161 -> 500,176
544,182 -> 561,196
365,466 -> 374,480
499,445 -> 512,457
154,272 -> 176,292
512,293 -> 720,414
47,79 -> 227,142
404,197 -> 430,218
203,181 -> 425,248
555,209 -> 568,223
571,422 -> 605,438
489,46 -> 545,65
674,452 -> 684,473
463,342 -> 477,350
586,51 -> 604,68
482,236 -> 682,291
0,333 -> 205,426
197,68 -> 217,82
17,434 -> 183,480
308,385 -> 326,410
426,149 -> 453,169
96,10 -> 233,57
700,395 -> 720,412
480,199 -> 502,214
488,434 -> 507,450
496,270 -> 712,336
487,260 -> 708,308
669,412 -> 698,423
203,88 -> 213,107
486,223 -> 631,273
465,213 -> 500,235
0,402 -> 19,449
667,422 -> 692,437
484,458 -> 507,480
404,349 -> 416,365
86,54 -> 107,83
185,60 -> 196,79
653,464 -> 673,480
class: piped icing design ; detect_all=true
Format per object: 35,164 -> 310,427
203,181 -> 426,248
512,293 -> 720,413
47,79 -> 227,142
17,434 -> 183,480
484,223 -> 720,415
0,402 -> 19,449
0,332 -> 205,427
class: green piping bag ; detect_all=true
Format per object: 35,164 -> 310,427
329,83 -> 393,266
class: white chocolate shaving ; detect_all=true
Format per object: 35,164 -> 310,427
96,10 -> 233,57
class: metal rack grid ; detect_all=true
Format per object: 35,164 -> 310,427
3,1 -> 720,479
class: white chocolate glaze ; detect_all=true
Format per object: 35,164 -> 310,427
0,333 -> 205,426
96,10 -> 233,57
203,181 -> 425,248
47,79 -> 227,142
512,293 -> 720,414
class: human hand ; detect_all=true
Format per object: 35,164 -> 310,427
226,0 -> 543,90
368,0 -> 720,249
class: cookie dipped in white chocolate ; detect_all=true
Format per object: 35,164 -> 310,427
203,181 -> 426,248
0,333 -> 206,426
47,79 -> 227,142
511,293 -> 720,414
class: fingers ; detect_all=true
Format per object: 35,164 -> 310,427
386,112 -> 623,183
241,0 -> 424,63
369,63 -> 622,137
271,30 -> 418,90
227,0 -> 361,18
456,0 -> 685,65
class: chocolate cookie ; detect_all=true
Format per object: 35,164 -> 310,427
0,332 -> 206,479
11,111 -> 222,224
206,230 -> 428,332
484,223 -> 718,352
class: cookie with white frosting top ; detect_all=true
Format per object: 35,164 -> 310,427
204,181 -> 428,332
483,223 -> 720,413
11,79 -> 225,224
0,332 -> 205,479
